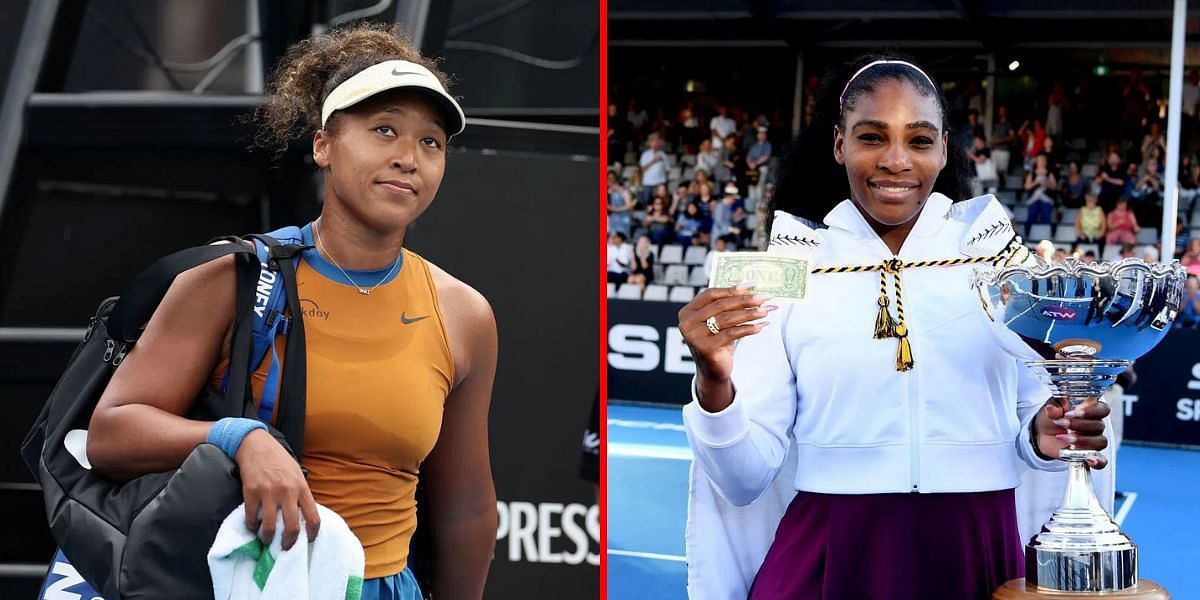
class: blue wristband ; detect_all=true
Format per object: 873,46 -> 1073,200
206,417 -> 268,460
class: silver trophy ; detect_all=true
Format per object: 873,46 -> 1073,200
974,256 -> 1186,594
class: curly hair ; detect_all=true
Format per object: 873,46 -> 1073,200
251,22 -> 452,155
769,52 -> 975,228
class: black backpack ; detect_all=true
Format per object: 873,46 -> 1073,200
21,233 -> 309,599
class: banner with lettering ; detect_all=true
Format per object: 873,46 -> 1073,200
607,299 -> 1200,448
606,300 -> 694,405
1121,327 -> 1200,448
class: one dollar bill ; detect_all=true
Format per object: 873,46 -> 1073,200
708,252 -> 808,301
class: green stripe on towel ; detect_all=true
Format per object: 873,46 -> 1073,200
346,575 -> 363,600
227,538 -> 276,591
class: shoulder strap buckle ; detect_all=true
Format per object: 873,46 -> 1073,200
267,243 -> 311,271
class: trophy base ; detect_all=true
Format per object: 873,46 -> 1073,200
1026,543 -> 1137,592
994,577 -> 1169,598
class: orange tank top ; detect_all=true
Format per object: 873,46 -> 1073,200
211,239 -> 454,578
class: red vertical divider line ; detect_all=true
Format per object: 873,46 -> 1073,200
598,0 -> 609,596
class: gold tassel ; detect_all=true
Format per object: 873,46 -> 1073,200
874,293 -> 896,338
894,324 -> 914,371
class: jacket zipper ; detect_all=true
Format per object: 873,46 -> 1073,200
909,323 -> 920,492
865,229 -> 921,491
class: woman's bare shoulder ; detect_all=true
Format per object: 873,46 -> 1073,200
423,258 -> 496,387
425,259 -> 494,328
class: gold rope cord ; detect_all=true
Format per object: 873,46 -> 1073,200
810,253 -> 1008,371
808,253 -> 1005,275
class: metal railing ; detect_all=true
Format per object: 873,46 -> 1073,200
0,328 -> 86,343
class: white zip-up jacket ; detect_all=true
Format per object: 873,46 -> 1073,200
682,194 -> 1065,599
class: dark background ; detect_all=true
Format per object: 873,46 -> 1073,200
0,0 -> 598,597
1122,327 -> 1200,448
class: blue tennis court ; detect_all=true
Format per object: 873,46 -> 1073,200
608,402 -> 1200,599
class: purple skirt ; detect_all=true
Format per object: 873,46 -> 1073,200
748,489 -> 1023,600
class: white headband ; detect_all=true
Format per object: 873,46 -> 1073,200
320,59 -> 465,136
839,60 -> 937,108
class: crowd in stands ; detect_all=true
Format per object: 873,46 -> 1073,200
606,71 -> 1200,328
606,98 -> 782,299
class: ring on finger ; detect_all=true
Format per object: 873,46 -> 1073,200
705,316 -> 721,335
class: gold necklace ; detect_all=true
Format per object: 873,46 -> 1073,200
312,220 -> 402,296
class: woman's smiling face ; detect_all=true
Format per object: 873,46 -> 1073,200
834,78 -> 947,227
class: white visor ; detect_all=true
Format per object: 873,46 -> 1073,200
320,59 -> 465,136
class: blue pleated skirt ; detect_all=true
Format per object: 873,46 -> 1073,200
361,567 -> 422,600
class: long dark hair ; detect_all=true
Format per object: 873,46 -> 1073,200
769,52 -> 975,227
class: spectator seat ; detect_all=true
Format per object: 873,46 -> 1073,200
659,244 -> 685,264
683,246 -> 708,265
643,284 -> 669,301
1136,228 -> 1159,245
616,283 -> 642,300
663,265 -> 690,286
1011,205 -> 1028,222
1053,225 -> 1077,243
1028,224 -> 1053,243
669,286 -> 696,302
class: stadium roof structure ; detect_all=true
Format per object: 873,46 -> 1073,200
611,0 -> 1200,65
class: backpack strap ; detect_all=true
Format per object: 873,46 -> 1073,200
107,240 -> 259,345
102,239 -> 264,426
224,251 -> 267,420
241,226 -> 310,458
236,228 -> 299,422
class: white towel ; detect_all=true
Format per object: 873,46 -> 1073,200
208,503 -> 365,600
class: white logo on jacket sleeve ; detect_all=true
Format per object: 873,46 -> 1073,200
767,210 -> 825,263
958,195 -> 1017,258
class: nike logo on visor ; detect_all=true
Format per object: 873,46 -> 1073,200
401,312 -> 429,324
392,68 -> 423,77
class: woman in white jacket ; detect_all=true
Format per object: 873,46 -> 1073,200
677,54 -> 1111,599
